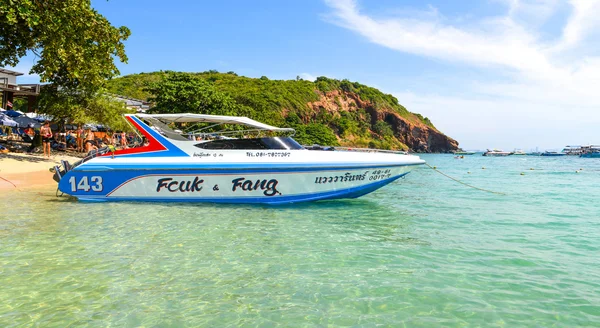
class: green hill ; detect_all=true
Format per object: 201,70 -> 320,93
106,71 -> 458,152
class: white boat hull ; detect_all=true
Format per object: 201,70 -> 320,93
58,164 -> 416,204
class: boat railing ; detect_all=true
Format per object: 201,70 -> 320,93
53,146 -> 117,178
304,145 -> 408,155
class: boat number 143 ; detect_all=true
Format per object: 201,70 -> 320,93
69,176 -> 103,192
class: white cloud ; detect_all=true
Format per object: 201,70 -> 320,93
554,0 -> 600,51
323,0 -> 600,149
298,73 -> 317,81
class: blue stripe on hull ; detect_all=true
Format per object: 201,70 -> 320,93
76,173 -> 408,204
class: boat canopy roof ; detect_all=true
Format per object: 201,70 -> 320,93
134,113 -> 294,132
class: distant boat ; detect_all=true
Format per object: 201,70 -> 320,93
512,149 -> 527,155
540,151 -> 566,157
483,149 -> 512,156
526,152 -> 542,156
454,151 -> 476,155
580,146 -> 600,158
562,145 -> 585,156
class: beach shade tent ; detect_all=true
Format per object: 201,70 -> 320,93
13,116 -> 41,128
4,110 -> 22,118
33,115 -> 52,123
0,113 -> 18,127
83,123 -> 98,131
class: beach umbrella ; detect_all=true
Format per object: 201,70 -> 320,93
83,123 -> 98,131
4,110 -> 22,117
13,116 -> 41,128
0,114 -> 18,127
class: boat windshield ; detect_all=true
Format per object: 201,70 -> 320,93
194,137 -> 304,150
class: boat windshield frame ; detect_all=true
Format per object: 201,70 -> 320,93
131,113 -> 296,141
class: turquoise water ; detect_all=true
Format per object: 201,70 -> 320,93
1,154 -> 600,327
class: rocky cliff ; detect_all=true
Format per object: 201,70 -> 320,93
307,90 -> 458,153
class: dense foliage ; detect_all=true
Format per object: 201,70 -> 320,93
0,0 -> 130,90
146,72 -> 239,116
107,71 -> 438,149
38,86 -> 133,132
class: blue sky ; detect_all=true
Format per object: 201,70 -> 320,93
12,0 -> 600,150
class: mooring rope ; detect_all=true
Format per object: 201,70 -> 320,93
424,163 -> 506,195
0,175 -> 18,189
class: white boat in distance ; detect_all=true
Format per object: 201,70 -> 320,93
53,113 -> 425,204
483,149 -> 512,156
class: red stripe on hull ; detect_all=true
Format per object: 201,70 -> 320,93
102,116 -> 166,157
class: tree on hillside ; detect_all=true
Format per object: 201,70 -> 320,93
146,72 -> 240,116
0,0 -> 130,90
39,85 -> 133,131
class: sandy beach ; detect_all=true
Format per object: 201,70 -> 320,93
0,153 -> 81,190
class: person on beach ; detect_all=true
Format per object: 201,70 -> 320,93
102,133 -> 112,147
76,125 -> 84,152
40,121 -> 52,159
120,131 -> 128,149
85,128 -> 95,153
65,130 -> 76,149
25,125 -> 35,138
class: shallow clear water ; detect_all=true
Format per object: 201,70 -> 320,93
1,154 -> 600,327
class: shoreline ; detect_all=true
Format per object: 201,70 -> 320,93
0,153 -> 80,191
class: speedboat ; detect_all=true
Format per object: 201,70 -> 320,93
512,149 -> 527,156
540,151 -> 566,157
52,113 -> 425,204
483,149 -> 512,156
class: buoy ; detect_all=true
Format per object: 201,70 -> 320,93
468,171 -> 471,174
576,171 -> 580,173
433,166 -> 437,169
580,168 -> 583,171
520,172 -> 525,175
482,167 -> 486,169
529,168 -> 534,170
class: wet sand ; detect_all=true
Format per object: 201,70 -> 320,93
0,153 -> 80,191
